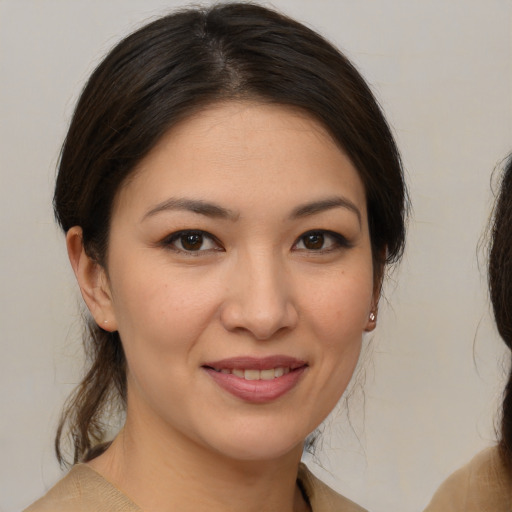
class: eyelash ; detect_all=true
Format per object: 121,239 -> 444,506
293,230 -> 352,253
159,229 -> 351,255
160,230 -> 223,255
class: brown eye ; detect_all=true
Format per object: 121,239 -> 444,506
294,230 -> 350,252
163,230 -> 220,253
180,233 -> 204,251
302,232 -> 325,250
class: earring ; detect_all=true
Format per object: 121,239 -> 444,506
369,312 -> 376,322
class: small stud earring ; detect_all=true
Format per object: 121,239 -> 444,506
369,312 -> 376,322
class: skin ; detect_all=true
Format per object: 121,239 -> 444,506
67,101 -> 378,512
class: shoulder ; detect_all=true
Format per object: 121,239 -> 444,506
23,464 -> 142,512
298,463 -> 367,512
423,446 -> 512,512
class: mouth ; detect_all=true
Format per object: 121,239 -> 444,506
202,356 -> 308,403
207,367 -> 291,380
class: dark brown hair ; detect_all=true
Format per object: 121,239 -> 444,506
54,2 -> 408,465
489,155 -> 512,468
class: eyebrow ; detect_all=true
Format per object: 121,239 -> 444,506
143,198 -> 239,221
290,196 -> 362,226
143,195 -> 362,226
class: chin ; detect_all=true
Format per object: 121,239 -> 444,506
218,441 -> 303,463
202,423 -> 308,463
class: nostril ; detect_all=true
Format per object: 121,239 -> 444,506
219,271 -> 299,339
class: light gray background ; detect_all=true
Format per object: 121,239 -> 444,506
1,1 -> 511,511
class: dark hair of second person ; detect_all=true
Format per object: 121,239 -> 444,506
489,155 -> 512,469
424,156 -> 512,512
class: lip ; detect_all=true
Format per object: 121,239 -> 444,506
202,356 -> 308,403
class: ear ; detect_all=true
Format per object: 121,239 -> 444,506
364,303 -> 378,332
365,257 -> 385,332
66,226 -> 118,332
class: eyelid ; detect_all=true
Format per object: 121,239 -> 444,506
293,229 -> 353,251
160,229 -> 224,254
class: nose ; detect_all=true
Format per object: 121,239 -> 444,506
219,252 -> 299,340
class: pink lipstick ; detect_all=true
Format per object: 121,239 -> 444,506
202,356 -> 307,403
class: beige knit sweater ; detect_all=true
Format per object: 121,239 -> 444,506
424,446 -> 512,512
24,462 -> 366,512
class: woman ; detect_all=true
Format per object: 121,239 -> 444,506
25,3 -> 407,511
424,156 -> 512,511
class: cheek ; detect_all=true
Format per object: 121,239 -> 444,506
307,273 -> 372,405
109,260 -> 222,354
303,270 -> 374,344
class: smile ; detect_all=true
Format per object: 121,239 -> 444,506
203,356 -> 308,403
211,367 -> 291,380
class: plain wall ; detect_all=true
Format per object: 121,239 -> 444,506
1,1 -> 511,511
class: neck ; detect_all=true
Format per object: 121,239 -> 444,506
88,413 -> 309,512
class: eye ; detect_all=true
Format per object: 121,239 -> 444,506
161,230 -> 222,253
293,230 -> 350,252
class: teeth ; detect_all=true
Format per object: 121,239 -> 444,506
214,367 -> 292,380
244,369 -> 260,380
260,369 -> 275,380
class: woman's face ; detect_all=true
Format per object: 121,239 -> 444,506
99,102 -> 376,461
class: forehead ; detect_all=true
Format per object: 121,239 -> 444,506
114,101 -> 367,218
